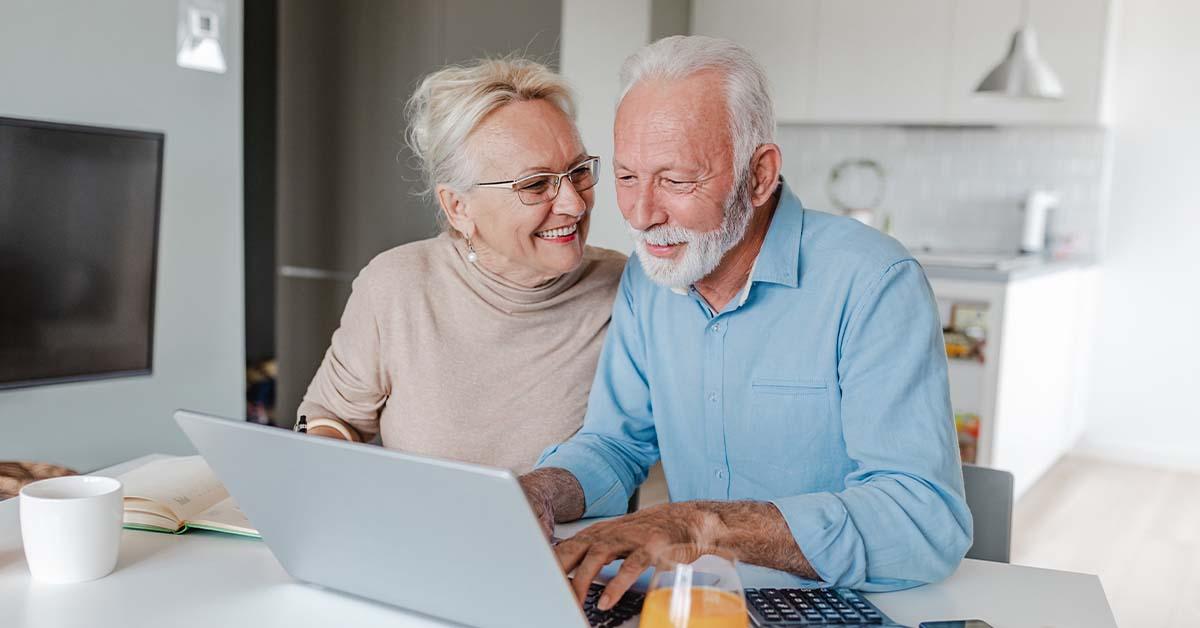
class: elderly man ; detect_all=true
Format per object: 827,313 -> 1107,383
519,35 -> 972,610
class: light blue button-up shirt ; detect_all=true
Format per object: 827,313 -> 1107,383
537,182 -> 973,591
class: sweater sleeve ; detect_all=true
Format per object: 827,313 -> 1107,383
296,270 -> 388,440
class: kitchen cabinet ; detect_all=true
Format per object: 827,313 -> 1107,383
690,0 -> 821,122
690,0 -> 1112,125
930,265 -> 1098,499
946,0 -> 1113,124
808,0 -> 954,123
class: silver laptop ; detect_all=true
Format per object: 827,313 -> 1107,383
174,409 -> 637,628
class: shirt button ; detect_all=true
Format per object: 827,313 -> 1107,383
707,392 -> 718,403
715,468 -> 727,479
711,323 -> 721,333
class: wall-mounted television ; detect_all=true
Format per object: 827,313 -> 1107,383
0,116 -> 164,390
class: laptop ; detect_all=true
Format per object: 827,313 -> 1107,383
174,409 -> 640,628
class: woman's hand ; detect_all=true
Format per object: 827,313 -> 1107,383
303,417 -> 362,442
307,425 -> 349,440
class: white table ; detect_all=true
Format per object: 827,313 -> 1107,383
0,455 -> 1117,627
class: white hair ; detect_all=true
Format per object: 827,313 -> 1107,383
618,35 -> 775,182
618,36 -> 772,288
404,57 -> 576,207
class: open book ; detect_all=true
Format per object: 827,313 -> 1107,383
118,455 -> 260,538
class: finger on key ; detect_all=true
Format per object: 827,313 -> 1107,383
572,547 -> 616,604
597,548 -> 651,611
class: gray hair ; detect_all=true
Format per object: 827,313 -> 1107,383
618,35 -> 775,182
405,57 -> 577,203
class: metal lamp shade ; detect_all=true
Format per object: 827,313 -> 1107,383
975,27 -> 1064,100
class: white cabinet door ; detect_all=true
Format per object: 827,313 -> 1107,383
809,0 -> 954,123
946,0 -> 1113,124
991,269 -> 1083,499
693,0 -> 1110,125
691,0 -> 820,122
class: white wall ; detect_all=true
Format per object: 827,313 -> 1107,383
1078,0 -> 1200,470
775,124 -> 1107,256
0,0 -> 245,472
561,0 -> 653,254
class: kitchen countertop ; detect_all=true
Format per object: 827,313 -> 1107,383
915,254 -> 1094,283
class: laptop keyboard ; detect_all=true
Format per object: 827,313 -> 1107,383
745,587 -> 893,626
583,582 -> 644,627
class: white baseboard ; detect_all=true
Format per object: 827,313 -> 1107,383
1072,437 -> 1200,473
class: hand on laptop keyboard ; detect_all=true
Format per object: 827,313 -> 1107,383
578,581 -> 644,627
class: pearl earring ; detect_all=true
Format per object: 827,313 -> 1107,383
465,236 -> 478,264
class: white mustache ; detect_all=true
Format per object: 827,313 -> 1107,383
627,223 -> 702,247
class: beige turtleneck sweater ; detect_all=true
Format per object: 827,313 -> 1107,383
298,232 -> 626,474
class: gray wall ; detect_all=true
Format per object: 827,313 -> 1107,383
0,0 -> 245,471
275,0 -> 562,426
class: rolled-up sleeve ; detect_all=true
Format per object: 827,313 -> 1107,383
770,260 -> 973,591
536,262 -> 659,517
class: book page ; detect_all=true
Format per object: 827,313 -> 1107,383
118,456 -> 229,523
186,496 -> 260,538
124,509 -> 184,534
124,498 -> 182,527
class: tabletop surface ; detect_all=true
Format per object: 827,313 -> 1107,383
0,454 -> 1117,628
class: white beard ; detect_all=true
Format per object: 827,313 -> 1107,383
627,178 -> 754,290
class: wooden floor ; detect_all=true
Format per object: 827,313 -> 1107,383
1013,455 -> 1200,627
640,455 -> 1200,626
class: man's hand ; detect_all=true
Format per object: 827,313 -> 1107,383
517,467 -> 587,539
555,503 -> 710,611
556,500 -> 820,611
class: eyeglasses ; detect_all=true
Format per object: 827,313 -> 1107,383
475,156 -> 601,206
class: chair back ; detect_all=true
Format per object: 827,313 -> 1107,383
962,463 -> 1014,563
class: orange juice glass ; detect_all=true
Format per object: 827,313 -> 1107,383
639,545 -> 748,628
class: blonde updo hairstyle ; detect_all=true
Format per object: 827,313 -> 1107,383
405,57 -> 578,234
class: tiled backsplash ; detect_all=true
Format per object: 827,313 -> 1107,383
776,125 -> 1109,257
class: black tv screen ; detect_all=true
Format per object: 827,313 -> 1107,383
0,117 -> 163,390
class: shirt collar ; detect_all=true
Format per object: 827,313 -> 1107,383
750,179 -> 804,289
668,178 -> 806,297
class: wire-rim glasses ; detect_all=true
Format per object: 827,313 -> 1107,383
475,156 -> 601,206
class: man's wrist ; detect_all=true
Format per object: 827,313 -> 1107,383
677,501 -> 726,549
519,471 -> 555,519
522,467 -> 586,523
678,500 -> 818,579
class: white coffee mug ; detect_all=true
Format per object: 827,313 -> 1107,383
19,475 -> 124,583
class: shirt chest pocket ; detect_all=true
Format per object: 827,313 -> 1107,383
733,378 -> 834,470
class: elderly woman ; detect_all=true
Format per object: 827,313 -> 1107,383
297,58 -> 625,474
